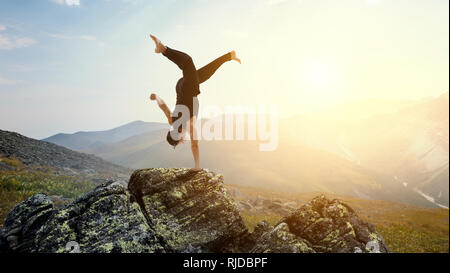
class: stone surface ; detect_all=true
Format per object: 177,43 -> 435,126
0,168 -> 390,253
33,181 -> 162,253
128,168 -> 249,253
279,195 -> 390,253
0,194 -> 54,252
250,221 -> 315,253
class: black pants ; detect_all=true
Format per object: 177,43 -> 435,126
163,47 -> 232,118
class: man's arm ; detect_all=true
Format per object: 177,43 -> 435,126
189,117 -> 200,170
150,93 -> 173,125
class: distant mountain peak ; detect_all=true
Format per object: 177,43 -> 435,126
42,120 -> 168,151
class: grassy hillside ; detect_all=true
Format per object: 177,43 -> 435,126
227,184 -> 449,253
0,129 -> 130,176
0,158 -> 98,224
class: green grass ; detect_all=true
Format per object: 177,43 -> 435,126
363,208 -> 449,253
0,169 -> 97,225
376,224 -> 448,253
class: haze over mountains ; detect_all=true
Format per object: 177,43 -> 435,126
43,121 -> 168,151
281,93 -> 449,208
41,94 -> 449,208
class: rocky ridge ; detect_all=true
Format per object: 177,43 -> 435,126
0,168 -> 389,253
0,129 -> 130,177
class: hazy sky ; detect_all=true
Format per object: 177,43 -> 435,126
0,0 -> 448,139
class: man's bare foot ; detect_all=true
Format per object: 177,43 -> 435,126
150,34 -> 167,54
230,50 -> 241,64
189,167 -> 202,172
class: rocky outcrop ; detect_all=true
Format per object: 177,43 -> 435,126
0,168 -> 390,253
252,195 -> 390,253
128,168 -> 249,253
0,181 -> 162,253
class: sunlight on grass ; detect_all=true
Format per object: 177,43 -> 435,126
241,213 -> 282,232
0,169 -> 97,224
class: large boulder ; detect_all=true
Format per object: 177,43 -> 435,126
0,168 -> 390,253
128,168 -> 249,253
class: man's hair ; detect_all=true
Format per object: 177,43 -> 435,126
166,130 -> 180,148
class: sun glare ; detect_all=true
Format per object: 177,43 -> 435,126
308,62 -> 331,87
302,61 -> 335,95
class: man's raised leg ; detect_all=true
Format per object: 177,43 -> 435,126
196,50 -> 241,84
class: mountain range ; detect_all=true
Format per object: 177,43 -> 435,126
40,93 -> 449,208
42,120 -> 168,151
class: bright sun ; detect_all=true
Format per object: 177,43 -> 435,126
300,61 -> 335,98
304,61 -> 334,92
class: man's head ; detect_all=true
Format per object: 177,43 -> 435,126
166,129 -> 181,148
167,104 -> 191,148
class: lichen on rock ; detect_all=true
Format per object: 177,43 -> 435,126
0,194 -> 54,252
128,168 -> 248,253
250,221 -> 315,253
38,181 -> 163,253
280,195 -> 389,253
